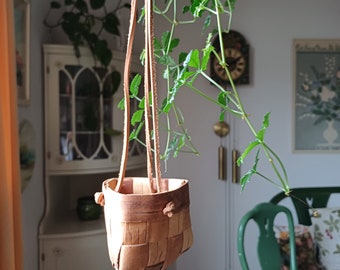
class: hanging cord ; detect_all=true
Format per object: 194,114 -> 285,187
116,0 -> 138,192
144,0 -> 163,192
116,0 -> 163,193
143,0 -> 155,191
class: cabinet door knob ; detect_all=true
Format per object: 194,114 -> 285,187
53,247 -> 63,257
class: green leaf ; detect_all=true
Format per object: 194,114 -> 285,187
102,70 -> 120,97
129,129 -> 137,140
89,0 -> 105,10
217,91 -> 229,106
178,52 -> 188,64
161,97 -> 173,113
201,41 -> 213,70
64,0 -> 73,6
74,0 -> 88,13
103,13 -> 120,36
240,170 -> 254,190
110,70 -> 121,95
181,70 -> 196,81
168,136 -> 179,158
118,97 -> 125,110
187,49 -> 200,69
131,110 -> 144,125
161,67 -> 195,113
237,140 -> 260,165
240,149 -> 260,190
256,112 -> 270,141
182,5 -> 190,14
158,55 -> 176,66
129,122 -> 144,141
154,38 -> 162,50
84,32 -> 98,44
190,0 -> 209,18
174,135 -> 185,158
51,1 -> 61,8
226,0 -> 237,12
203,14 -> 211,32
93,40 -> 112,67
161,31 -> 171,48
169,38 -> 180,52
187,72 -> 199,86
138,96 -> 145,109
130,74 -> 142,97
104,128 -> 122,136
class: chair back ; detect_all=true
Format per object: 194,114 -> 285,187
237,202 -> 297,270
270,187 -> 340,225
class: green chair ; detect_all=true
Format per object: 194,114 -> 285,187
237,202 -> 297,270
270,187 -> 340,226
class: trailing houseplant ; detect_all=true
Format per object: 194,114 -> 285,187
120,0 -> 291,195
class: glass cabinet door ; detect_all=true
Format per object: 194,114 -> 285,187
44,45 -> 146,174
59,65 -> 121,162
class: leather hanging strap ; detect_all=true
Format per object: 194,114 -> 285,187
116,0 -> 138,192
116,0 -> 163,193
144,0 -> 162,192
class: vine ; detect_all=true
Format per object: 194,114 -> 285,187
120,0 -> 291,194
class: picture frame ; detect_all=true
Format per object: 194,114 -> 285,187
293,39 -> 340,152
14,0 -> 30,105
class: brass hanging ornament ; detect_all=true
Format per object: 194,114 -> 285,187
213,121 -> 230,180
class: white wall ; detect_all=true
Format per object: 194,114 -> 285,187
20,0 -> 340,270
18,1 -> 50,270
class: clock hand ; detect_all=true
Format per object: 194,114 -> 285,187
227,56 -> 242,66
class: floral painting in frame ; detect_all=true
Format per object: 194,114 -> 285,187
294,39 -> 340,152
14,0 -> 30,105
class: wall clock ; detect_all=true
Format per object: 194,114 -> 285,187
210,30 -> 250,86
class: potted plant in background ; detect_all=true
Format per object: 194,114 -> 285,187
44,0 -> 132,137
44,0 -> 131,67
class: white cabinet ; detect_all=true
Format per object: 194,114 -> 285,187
39,45 -> 146,270
43,44 -> 145,174
40,232 -> 112,270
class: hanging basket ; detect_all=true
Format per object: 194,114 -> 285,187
98,177 -> 193,270
95,1 -> 193,269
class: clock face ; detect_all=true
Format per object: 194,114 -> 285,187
213,48 -> 246,81
210,30 -> 249,86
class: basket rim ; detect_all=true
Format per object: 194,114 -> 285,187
103,177 -> 189,196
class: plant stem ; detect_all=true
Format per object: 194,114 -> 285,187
136,0 -> 291,193
212,0 -> 290,193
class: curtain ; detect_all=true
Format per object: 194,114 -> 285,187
0,0 -> 24,269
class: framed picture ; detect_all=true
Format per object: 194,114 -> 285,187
293,39 -> 340,152
14,0 -> 30,105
